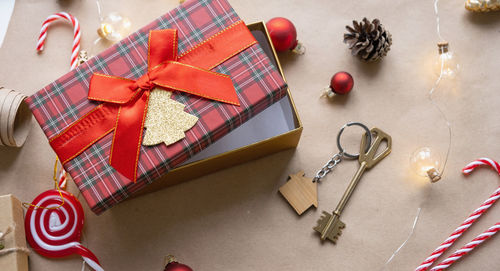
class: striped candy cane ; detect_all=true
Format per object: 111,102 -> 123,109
415,158 -> 500,271
36,12 -> 81,70
36,13 -> 81,188
431,222 -> 500,270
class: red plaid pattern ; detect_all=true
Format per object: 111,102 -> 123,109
26,0 -> 287,214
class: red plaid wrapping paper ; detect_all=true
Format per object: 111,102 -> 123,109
26,0 -> 287,214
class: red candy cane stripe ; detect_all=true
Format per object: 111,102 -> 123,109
462,157 -> 500,175
58,168 -> 67,190
415,158 -> 500,271
36,12 -> 81,70
431,222 -> 500,271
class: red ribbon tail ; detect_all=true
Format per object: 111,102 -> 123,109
50,104 -> 119,164
151,61 -> 240,106
110,91 -> 150,182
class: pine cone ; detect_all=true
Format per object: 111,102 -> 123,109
344,18 -> 392,62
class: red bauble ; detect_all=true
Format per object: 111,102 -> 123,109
164,262 -> 193,271
266,17 -> 298,52
330,72 -> 354,95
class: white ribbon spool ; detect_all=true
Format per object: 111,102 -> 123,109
0,87 -> 32,147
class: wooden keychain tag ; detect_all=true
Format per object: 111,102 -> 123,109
279,171 -> 318,215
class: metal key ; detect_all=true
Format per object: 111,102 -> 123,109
314,127 -> 392,243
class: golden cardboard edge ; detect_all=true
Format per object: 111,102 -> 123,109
246,21 -> 302,128
129,22 -> 303,198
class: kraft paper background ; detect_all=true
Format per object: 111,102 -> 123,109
1,0 -> 500,270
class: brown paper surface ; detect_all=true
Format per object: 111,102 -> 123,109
0,195 -> 28,271
1,0 -> 500,270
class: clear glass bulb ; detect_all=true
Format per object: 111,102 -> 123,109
434,42 -> 459,79
98,12 -> 132,42
410,147 -> 441,182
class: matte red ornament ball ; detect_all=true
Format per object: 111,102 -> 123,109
164,262 -> 193,271
330,72 -> 354,95
266,17 -> 298,52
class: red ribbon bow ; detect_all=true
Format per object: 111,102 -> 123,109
50,21 -> 257,182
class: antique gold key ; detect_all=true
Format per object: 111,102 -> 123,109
314,127 -> 392,243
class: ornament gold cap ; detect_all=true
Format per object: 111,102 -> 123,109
164,255 -> 177,266
437,41 -> 449,54
321,86 -> 335,98
292,41 -> 306,55
427,168 -> 441,183
78,50 -> 89,65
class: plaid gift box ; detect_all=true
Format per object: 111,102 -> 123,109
26,0 -> 287,214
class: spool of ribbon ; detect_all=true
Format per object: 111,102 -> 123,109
0,87 -> 32,147
24,190 -> 104,271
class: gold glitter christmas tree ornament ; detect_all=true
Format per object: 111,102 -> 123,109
142,88 -> 198,146
466,0 -> 500,11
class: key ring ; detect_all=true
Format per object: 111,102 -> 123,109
336,122 -> 372,159
312,122 -> 372,183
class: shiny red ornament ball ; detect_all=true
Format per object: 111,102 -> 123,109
164,262 -> 193,271
330,72 -> 354,95
266,17 -> 298,52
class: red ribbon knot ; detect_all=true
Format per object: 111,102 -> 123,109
134,72 -> 155,91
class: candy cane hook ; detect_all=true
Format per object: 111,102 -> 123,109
416,158 -> 500,271
36,12 -> 79,191
36,12 -> 81,70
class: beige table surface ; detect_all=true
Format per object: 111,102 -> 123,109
2,0 -> 500,270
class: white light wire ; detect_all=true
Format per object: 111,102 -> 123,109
434,0 -> 445,42
89,0 -> 105,58
429,0 -> 452,178
380,0 -> 452,268
96,0 -> 104,22
380,208 -> 422,270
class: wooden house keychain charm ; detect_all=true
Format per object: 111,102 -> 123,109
279,122 -> 372,215
279,171 -> 318,215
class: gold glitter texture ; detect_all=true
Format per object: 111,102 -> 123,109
466,0 -> 500,11
142,88 -> 198,146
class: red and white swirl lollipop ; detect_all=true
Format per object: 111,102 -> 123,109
24,189 -> 104,271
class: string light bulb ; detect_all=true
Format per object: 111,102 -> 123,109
89,1 -> 133,57
409,147 -> 442,182
97,12 -> 132,42
406,0 -> 456,183
434,41 -> 460,79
